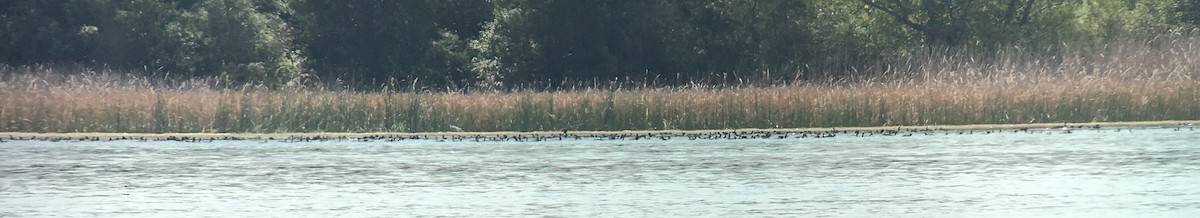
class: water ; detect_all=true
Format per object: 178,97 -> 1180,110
2,128 -> 1199,217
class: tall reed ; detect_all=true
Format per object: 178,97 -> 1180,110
2,35 -> 1198,133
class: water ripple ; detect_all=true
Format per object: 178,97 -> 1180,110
2,128 -> 1199,217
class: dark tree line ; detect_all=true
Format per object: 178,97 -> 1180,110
2,0 -> 1197,88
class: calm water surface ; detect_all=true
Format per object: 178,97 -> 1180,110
2,128 -> 1199,217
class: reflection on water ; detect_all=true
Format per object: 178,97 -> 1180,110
2,128 -> 1199,217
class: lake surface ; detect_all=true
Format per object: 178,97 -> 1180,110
2,127 -> 1199,217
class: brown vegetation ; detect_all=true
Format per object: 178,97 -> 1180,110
2,36 -> 1198,133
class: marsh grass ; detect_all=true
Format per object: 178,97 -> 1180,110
3,35 -> 1199,133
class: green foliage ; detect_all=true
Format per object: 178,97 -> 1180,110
1,0 -> 303,86
854,0 -> 1092,49
0,0 -> 101,64
675,0 -> 817,79
1179,0 -> 1200,25
1,0 -> 1195,88
471,0 -> 819,86
199,0 -> 304,86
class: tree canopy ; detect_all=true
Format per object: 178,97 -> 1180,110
1,0 -> 1195,88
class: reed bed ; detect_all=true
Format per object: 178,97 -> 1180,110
3,36 -> 1199,133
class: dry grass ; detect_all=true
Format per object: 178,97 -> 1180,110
3,35 -> 1199,133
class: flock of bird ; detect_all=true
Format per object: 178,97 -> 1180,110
2,124 -> 1194,143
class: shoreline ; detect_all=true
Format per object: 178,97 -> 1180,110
2,120 -> 1195,141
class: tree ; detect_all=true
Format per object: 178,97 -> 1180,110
1,0 -> 305,86
0,0 -> 103,64
3,0 -> 1195,88
199,0 -> 304,85
470,0 -> 819,86
472,0 -> 684,86
295,0 -> 437,85
676,0 -> 816,79
433,0 -> 492,39
1180,0 -> 1200,25
425,0 -> 493,88
859,0 -> 981,47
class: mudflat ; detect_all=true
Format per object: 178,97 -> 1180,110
3,120 -> 1194,141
